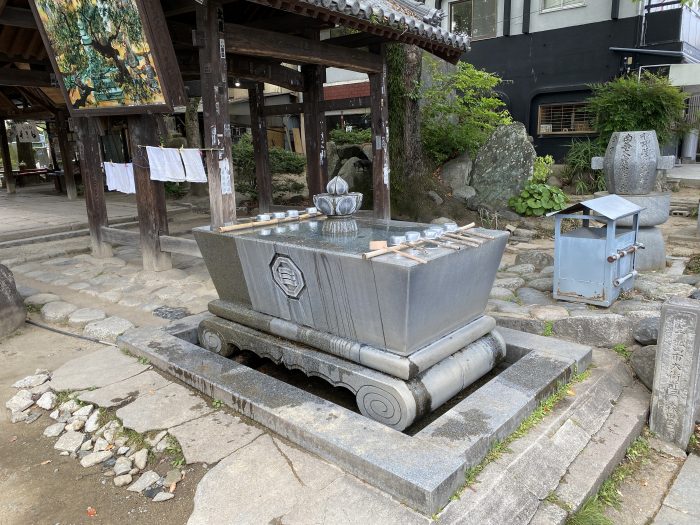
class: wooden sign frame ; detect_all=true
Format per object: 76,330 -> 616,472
28,0 -> 186,117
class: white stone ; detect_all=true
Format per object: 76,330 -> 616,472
40,301 -> 78,323
54,431 -> 85,453
58,399 -> 80,413
152,492 -> 174,502
66,419 -> 85,431
103,427 -> 117,443
85,410 -> 100,433
6,390 -> 33,413
114,456 -> 132,476
24,293 -> 60,307
80,451 -> 113,468
73,405 -> 93,417
117,446 -> 130,456
530,305 -> 570,321
114,474 -> 132,487
490,287 -> 515,300
36,392 -> 57,410
48,347 -> 149,391
67,308 -> 107,328
131,449 -> 148,470
12,374 -> 50,389
10,410 -> 29,423
49,409 -> 60,420
127,470 -> 160,493
94,437 -> 110,452
83,317 -> 135,343
80,440 -> 93,451
43,422 -> 65,437
146,430 -> 168,447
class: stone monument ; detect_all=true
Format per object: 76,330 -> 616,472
592,130 -> 674,271
0,264 -> 25,338
649,296 -> 700,448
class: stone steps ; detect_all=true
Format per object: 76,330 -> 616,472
438,350 -> 649,525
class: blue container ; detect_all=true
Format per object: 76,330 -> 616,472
549,195 -> 644,307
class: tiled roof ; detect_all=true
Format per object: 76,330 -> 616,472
300,0 -> 470,54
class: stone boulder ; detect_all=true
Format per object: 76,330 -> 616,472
0,264 -> 25,337
633,316 -> 660,346
630,344 -> 656,390
338,156 -> 372,206
515,251 -> 554,271
439,151 -> 475,203
468,123 -> 536,211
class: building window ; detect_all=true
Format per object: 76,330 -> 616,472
538,103 -> 594,135
542,0 -> 585,11
449,0 -> 497,40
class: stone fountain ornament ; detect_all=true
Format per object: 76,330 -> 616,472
313,176 -> 363,236
591,130 -> 675,271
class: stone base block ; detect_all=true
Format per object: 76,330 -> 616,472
636,226 -> 666,271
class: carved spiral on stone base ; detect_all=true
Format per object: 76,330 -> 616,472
199,326 -> 235,358
355,384 -> 416,431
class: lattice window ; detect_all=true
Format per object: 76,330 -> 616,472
537,103 -> 594,135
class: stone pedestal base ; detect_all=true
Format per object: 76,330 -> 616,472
594,191 -> 671,227
198,314 -> 506,431
636,226 -> 666,271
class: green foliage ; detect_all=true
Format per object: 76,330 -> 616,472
212,399 -> 224,409
509,182 -> 568,217
612,344 -> 631,361
588,73 -> 688,146
231,133 -> 306,191
166,436 -> 185,468
684,254 -> 700,274
532,155 -> 555,183
164,182 -> 188,199
564,139 -> 607,195
329,127 -> 372,145
421,59 -> 512,164
542,321 -> 554,337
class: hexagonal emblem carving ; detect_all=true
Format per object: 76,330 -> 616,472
270,255 -> 305,299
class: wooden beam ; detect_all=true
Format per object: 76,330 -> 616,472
75,117 -> 112,258
369,46 -> 390,220
0,90 -> 16,114
225,23 -> 382,74
100,226 -> 140,247
0,0 -> 8,17
248,83 -> 272,212
164,0 -> 198,17
0,68 -> 52,87
158,235 -> 202,257
0,7 -> 36,29
198,1 -> 236,228
56,111 -> 77,200
261,96 -> 371,117
323,33 -> 384,49
127,114 -> 172,272
230,56 -> 304,92
302,62 -> 328,197
0,118 -> 14,194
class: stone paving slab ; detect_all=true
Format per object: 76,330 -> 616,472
77,370 -> 171,408
654,454 -> 700,524
116,382 -> 213,433
188,434 -> 424,525
48,347 -> 149,391
169,411 -> 263,464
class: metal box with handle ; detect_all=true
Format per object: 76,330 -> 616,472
549,194 -> 644,307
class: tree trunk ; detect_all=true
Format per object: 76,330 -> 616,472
185,97 -> 208,197
17,140 -> 36,169
387,43 -> 424,193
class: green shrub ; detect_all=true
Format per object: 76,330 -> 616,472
329,127 -> 372,145
564,138 -> 607,194
588,72 -> 688,146
231,133 -> 306,184
421,59 -> 512,164
510,155 -> 568,216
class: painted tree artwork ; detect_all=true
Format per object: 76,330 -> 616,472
34,0 -> 166,111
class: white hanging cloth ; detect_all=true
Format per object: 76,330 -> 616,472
103,162 -> 136,194
180,148 -> 207,183
104,162 -> 118,191
146,146 -> 185,182
123,163 -> 136,194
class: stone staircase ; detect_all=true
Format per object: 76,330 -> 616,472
438,349 -> 649,525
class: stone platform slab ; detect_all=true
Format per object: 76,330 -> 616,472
118,316 -> 592,514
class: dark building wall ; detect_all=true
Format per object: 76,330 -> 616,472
464,12 -> 684,161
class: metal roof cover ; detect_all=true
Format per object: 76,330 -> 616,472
547,194 -> 644,220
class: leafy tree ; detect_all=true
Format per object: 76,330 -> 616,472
588,72 -> 688,146
36,0 -> 164,108
421,59 -> 512,164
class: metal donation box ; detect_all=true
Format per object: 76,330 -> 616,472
550,194 -> 644,307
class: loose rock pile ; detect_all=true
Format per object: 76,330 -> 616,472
6,371 -> 185,503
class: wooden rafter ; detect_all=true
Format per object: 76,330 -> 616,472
0,67 -> 53,88
0,7 -> 36,29
230,56 -> 305,92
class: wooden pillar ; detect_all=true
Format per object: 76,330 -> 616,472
56,111 -> 77,200
302,62 -> 327,196
248,82 -> 272,212
75,117 -> 112,258
127,114 -> 172,272
369,45 -> 391,220
0,119 -> 14,195
197,0 -> 236,228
